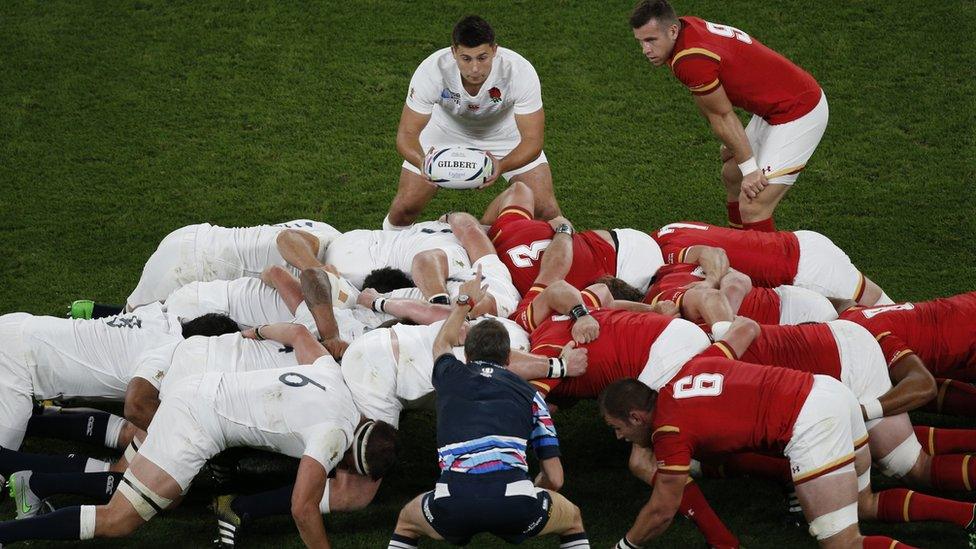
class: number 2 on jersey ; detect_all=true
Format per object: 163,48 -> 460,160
705,21 -> 752,44
673,373 -> 724,399
506,239 -> 551,268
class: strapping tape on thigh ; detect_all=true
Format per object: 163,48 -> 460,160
857,469 -> 871,492
118,471 -> 171,521
878,435 -> 922,478
808,502 -> 857,540
124,439 -> 141,463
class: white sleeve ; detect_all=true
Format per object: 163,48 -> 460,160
302,424 -> 350,472
404,58 -> 441,115
131,343 -> 178,390
512,59 -> 543,115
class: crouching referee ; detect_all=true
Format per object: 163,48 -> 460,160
387,293 -> 590,548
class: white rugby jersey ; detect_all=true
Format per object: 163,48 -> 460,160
136,332 -> 300,397
201,358 -> 358,471
165,278 -> 294,327
406,47 -> 542,138
23,303 -> 182,400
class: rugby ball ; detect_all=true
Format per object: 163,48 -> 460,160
424,147 -> 493,189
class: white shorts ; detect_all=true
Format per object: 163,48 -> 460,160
745,90 -> 828,186
472,255 -> 520,318
830,320 -> 893,429
774,285 -> 838,324
638,319 -> 711,391
794,230 -> 864,300
402,123 -> 548,180
340,330 -> 403,428
613,229 -> 665,294
139,375 -> 224,490
127,225 -> 200,309
0,313 -> 35,449
786,375 -> 867,485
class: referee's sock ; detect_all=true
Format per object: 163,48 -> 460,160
0,447 -> 105,477
388,532 -> 419,548
26,409 -> 127,449
0,505 -> 96,543
560,531 -> 590,548
29,471 -> 122,502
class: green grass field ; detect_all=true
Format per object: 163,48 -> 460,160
2,0 -> 975,546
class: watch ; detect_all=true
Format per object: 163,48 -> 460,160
455,294 -> 472,309
555,223 -> 573,236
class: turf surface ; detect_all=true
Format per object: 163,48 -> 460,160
1,0 -> 974,546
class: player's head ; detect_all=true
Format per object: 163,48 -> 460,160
352,419 -> 400,481
362,267 -> 414,294
599,378 -> 657,447
451,15 -> 498,86
596,276 -> 644,302
630,0 -> 680,66
464,317 -> 510,365
180,313 -> 240,338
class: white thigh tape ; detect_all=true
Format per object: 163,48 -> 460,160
79,505 -> 97,540
808,502 -> 857,540
123,439 -> 141,463
118,471 -> 172,521
878,435 -> 923,478
857,469 -> 871,492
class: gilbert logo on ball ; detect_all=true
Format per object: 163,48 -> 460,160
424,147 -> 493,189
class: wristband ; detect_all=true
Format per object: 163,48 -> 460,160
863,398 -> 884,420
254,325 -> 266,340
372,298 -> 387,314
569,304 -> 590,321
547,357 -> 567,378
737,157 -> 759,176
616,536 -> 644,549
710,321 -> 732,341
428,293 -> 450,305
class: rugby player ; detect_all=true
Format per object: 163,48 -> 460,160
630,0 -> 828,231
384,15 -> 557,230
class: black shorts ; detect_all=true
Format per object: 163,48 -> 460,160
421,471 -> 553,546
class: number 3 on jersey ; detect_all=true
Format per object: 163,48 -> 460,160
705,21 -> 752,44
506,239 -> 551,268
673,373 -> 724,399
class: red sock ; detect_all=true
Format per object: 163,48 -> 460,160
921,378 -> 976,417
876,488 -> 975,527
742,217 -> 776,232
679,480 -> 739,548
726,201 -> 743,229
863,536 -> 917,548
929,454 -> 976,491
705,453 -> 793,485
915,425 -> 976,454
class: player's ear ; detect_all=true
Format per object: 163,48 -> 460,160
628,410 -> 643,425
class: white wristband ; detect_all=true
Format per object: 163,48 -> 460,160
711,321 -> 732,341
547,357 -> 567,378
616,536 -> 644,549
863,398 -> 884,420
737,157 -> 759,176
372,298 -> 387,314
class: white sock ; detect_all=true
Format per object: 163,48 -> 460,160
104,414 -> 126,449
382,215 -> 411,231
79,505 -> 97,540
875,292 -> 894,305
84,458 -> 110,473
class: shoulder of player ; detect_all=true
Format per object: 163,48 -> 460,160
494,46 -> 535,68
669,17 -> 723,69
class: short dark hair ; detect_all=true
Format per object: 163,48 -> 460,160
596,276 -> 645,302
452,15 -> 496,47
364,421 -> 400,481
464,318 -> 510,365
629,0 -> 678,29
598,378 -> 657,420
362,268 -> 414,294
181,313 -> 239,338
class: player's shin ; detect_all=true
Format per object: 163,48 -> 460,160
875,488 -> 975,527
28,471 -> 123,502
388,532 -> 419,548
929,454 -> 976,492
915,425 -> 976,454
677,479 -> 739,548
920,379 -> 976,417
0,504 -> 95,543
862,536 -> 916,548
0,447 -> 106,476
26,409 -> 127,449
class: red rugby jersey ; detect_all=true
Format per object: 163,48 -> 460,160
528,309 -> 674,398
643,263 -> 782,324
838,292 -> 976,377
651,222 -> 800,288
488,206 -> 617,295
668,16 -> 821,124
652,350 -> 814,476
739,323 -> 842,380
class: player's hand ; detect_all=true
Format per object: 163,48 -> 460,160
719,144 -> 735,163
260,265 -> 281,288
652,300 -> 680,318
477,151 -> 502,189
357,287 -> 380,309
323,337 -> 349,359
571,315 -> 600,344
421,147 -> 439,187
740,170 -> 769,201
560,341 -> 588,377
547,216 -> 573,232
241,327 -> 260,340
459,265 -> 486,305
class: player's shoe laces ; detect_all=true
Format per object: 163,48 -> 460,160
211,495 -> 244,547
8,471 -> 51,519
68,299 -> 95,320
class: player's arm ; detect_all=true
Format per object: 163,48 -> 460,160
123,378 -> 160,431
261,265 -> 305,314
679,287 -> 735,325
873,353 -> 937,418
244,322 -> 330,365
681,245 -> 730,285
713,315 -> 761,358
360,289 -> 451,325
396,104 -> 432,171
489,108 -> 544,181
432,299 -> 472,360
624,470 -> 686,545
536,457 -> 563,491
693,87 -> 767,198
508,343 -> 588,380
831,298 -> 859,315
277,230 -> 325,271
718,269 -> 752,314
300,268 -> 348,359
292,455 -> 332,549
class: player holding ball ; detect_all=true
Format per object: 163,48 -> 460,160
383,15 -> 558,231
630,1 -> 828,232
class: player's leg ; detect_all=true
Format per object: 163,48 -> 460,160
535,490 -> 590,547
721,145 -> 744,228
0,315 -> 37,453
388,492 -> 444,548
507,158 -> 561,221
793,230 -> 893,304
915,423 -> 976,453
410,249 -> 450,301
739,184 -> 789,231
26,407 -> 130,449
774,285 -> 838,324
481,180 -> 535,225
125,225 -> 198,311
385,168 -> 439,230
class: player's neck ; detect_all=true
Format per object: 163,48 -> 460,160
461,79 -> 484,96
